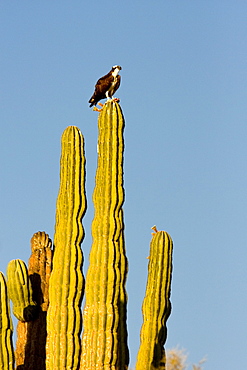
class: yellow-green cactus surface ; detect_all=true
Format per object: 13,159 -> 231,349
7,259 -> 37,322
136,230 -> 173,370
80,101 -> 129,370
46,126 -> 86,370
0,272 -> 14,370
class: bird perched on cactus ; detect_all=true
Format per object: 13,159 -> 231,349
89,65 -> 122,111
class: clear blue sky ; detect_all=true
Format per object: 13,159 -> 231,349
1,2 -> 247,369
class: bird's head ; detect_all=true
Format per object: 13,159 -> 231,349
111,65 -> 122,76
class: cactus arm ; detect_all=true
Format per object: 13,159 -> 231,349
136,231 -> 173,370
0,272 -> 14,370
81,101 -> 129,370
46,126 -> 86,370
6,259 -> 37,322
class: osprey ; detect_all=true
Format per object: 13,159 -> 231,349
89,65 -> 122,109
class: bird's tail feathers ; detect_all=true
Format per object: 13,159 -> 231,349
89,98 -> 95,107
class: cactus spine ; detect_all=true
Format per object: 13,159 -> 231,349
46,126 -> 86,370
80,101 -> 129,370
7,259 -> 37,323
136,230 -> 173,370
0,272 -> 14,370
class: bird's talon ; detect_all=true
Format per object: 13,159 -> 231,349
93,102 -> 105,112
93,107 -> 103,112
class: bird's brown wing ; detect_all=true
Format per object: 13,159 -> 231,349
89,72 -> 113,106
94,72 -> 113,94
112,75 -> 121,96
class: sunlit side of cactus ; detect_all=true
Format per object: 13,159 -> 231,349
80,101 -> 129,370
0,272 -> 14,370
46,126 -> 86,370
136,230 -> 173,370
7,259 -> 37,323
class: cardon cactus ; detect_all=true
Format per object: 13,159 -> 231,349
0,272 -> 14,370
136,229 -> 173,370
6,259 -> 37,323
46,126 -> 87,370
0,101 -> 174,370
15,231 -> 53,370
28,231 -> 53,311
80,101 -> 129,370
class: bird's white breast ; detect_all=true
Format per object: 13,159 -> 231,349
112,68 -> 120,77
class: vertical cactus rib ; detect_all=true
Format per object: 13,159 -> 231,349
7,259 -> 37,322
0,272 -> 14,370
136,231 -> 173,370
80,101 -> 129,370
15,231 -> 53,370
46,126 -> 86,370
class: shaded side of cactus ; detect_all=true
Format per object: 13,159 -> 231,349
80,101 -> 129,370
136,230 -> 173,370
7,260 -> 37,323
46,126 -> 86,370
15,231 -> 53,370
0,272 -> 14,370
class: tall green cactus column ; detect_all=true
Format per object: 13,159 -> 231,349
46,126 -> 87,370
0,272 -> 14,370
136,230 -> 173,370
80,101 -> 129,370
